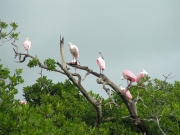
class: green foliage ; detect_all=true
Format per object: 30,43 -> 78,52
44,58 -> 56,70
27,59 -> 39,68
0,20 -> 19,44
10,22 -> 18,31
10,32 -> 19,40
0,21 -> 8,29
1,61 -> 180,134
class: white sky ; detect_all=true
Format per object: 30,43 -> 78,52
1,0 -> 180,100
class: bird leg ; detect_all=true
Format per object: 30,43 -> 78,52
127,80 -> 129,86
72,57 -> 75,63
76,59 -> 80,64
126,81 -> 132,90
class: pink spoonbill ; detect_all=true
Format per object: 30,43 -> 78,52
69,42 -> 79,64
20,101 -> 27,104
121,70 -> 136,86
97,52 -> 105,74
23,38 -> 32,54
136,69 -> 148,83
69,58 -> 80,73
119,84 -> 132,100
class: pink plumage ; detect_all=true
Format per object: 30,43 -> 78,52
69,42 -> 79,60
20,101 -> 27,104
121,70 -> 136,82
97,52 -> 105,74
23,38 -> 31,54
119,85 -> 132,100
136,69 -> 148,82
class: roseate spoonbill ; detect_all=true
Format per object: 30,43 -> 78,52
119,84 -> 132,100
69,58 -> 80,73
97,52 -> 105,74
23,38 -> 31,54
69,42 -> 79,63
121,70 -> 136,86
20,101 -> 27,104
136,69 -> 148,83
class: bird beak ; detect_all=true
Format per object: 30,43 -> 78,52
99,52 -> 104,59
121,76 -> 124,80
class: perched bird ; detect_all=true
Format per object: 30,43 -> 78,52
97,52 -> 105,74
23,38 -> 32,54
69,58 -> 80,73
68,42 -> 79,63
20,101 -> 27,104
119,84 -> 132,100
121,70 -> 136,86
136,69 -> 148,83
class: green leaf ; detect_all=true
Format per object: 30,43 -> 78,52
27,59 -> 39,68
0,21 -> 8,29
10,22 -> 18,30
10,32 -> 19,40
44,59 -> 56,70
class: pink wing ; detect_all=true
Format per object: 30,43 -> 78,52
23,40 -> 31,50
97,58 -> 105,70
123,70 -> 136,82
70,46 -> 79,59
20,101 -> 27,104
125,90 -> 132,100
120,87 -> 132,100
136,72 -> 145,82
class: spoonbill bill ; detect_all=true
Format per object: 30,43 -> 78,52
121,70 -> 136,86
119,84 -> 132,100
23,38 -> 31,54
136,69 -> 148,83
97,52 -> 105,74
69,42 -> 79,63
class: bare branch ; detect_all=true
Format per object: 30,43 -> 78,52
162,72 -> 176,81
6,28 -> 14,36
155,108 -> 166,135
39,68 -> 43,77
134,96 -> 148,108
102,117 -> 115,122
11,31 -> 21,52
104,101 -> 121,109
82,71 -> 90,81
97,77 -> 115,102
13,48 -> 66,75
60,37 -> 66,69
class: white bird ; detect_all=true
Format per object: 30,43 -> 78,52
68,42 -> 79,64
97,52 -> 105,74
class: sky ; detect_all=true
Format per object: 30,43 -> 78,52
1,0 -> 180,100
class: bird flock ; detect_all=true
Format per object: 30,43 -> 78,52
22,38 -> 148,102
